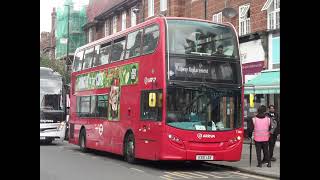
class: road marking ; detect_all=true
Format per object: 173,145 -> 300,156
194,171 -> 224,178
159,174 -> 180,180
164,172 -> 201,179
181,172 -> 208,178
230,171 -> 276,180
129,168 -> 144,173
159,175 -> 179,180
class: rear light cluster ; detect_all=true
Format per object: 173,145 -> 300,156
168,134 -> 185,149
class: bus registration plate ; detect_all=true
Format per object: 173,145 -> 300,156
196,155 -> 214,160
40,136 -> 46,140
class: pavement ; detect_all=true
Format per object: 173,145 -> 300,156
207,138 -> 280,179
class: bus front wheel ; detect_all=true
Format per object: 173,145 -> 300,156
79,130 -> 88,153
124,133 -> 136,163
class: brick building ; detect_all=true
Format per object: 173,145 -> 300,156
83,0 -> 280,114
40,8 -> 57,60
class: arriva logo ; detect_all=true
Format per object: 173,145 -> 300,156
197,133 -> 215,139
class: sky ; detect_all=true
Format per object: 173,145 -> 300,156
40,0 -> 88,33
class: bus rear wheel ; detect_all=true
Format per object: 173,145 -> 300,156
79,130 -> 88,153
124,133 -> 136,163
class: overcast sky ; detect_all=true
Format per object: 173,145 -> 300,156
40,0 -> 88,33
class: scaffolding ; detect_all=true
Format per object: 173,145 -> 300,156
55,0 -> 87,60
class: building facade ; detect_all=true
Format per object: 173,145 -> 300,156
83,0 -> 280,116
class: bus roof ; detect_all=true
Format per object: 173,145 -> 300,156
74,16 -> 233,54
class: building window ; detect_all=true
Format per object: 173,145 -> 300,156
88,28 -> 93,42
160,0 -> 167,11
268,0 -> 280,29
131,7 -> 137,27
104,20 -> 109,37
212,12 -> 222,23
239,4 -> 251,36
148,0 -> 154,17
113,16 -> 118,34
272,34 -> 280,69
122,11 -> 127,31
262,0 -> 280,30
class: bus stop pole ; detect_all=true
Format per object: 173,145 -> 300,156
244,84 -> 255,167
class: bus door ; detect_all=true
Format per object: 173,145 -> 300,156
136,90 -> 163,160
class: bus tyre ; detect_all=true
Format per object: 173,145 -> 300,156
79,130 -> 88,153
125,133 -> 136,163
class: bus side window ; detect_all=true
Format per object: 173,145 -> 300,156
73,51 -> 84,72
82,48 -> 94,70
142,25 -> 160,54
97,95 -> 108,118
141,90 -> 162,121
125,29 -> 142,59
78,96 -> 90,117
98,42 -> 111,66
90,95 -> 97,117
111,37 -> 126,62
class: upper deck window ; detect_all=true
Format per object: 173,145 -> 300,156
142,25 -> 159,55
73,51 -> 84,72
167,20 -> 239,59
97,42 -> 111,66
125,29 -> 142,58
82,48 -> 94,70
111,37 -> 126,62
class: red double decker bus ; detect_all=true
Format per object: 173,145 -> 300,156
69,17 -> 244,163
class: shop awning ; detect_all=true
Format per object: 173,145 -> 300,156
244,69 -> 280,94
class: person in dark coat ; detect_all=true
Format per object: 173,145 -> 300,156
266,105 -> 280,162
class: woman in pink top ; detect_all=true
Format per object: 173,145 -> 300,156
251,105 -> 271,168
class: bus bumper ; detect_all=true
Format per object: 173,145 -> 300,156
40,127 -> 66,142
160,140 -> 243,161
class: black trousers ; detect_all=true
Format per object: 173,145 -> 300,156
255,141 -> 270,164
269,134 -> 278,158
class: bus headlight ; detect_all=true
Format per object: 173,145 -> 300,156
236,136 -> 241,141
168,134 -> 185,149
57,122 -> 65,131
